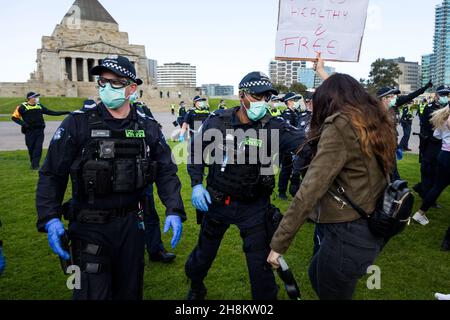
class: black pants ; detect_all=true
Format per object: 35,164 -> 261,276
25,128 -> 44,168
278,154 -> 293,195
143,185 -> 165,255
185,197 -> 278,300
69,212 -> 145,300
308,219 -> 383,300
399,121 -> 412,149
420,142 -> 441,196
421,151 -> 450,212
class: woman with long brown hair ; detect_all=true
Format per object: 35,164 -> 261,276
267,73 -> 397,300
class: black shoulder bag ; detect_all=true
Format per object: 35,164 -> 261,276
335,180 -> 415,239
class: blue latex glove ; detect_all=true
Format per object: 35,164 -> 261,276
45,219 -> 70,260
396,148 -> 404,161
0,247 -> 5,276
192,184 -> 212,212
179,134 -> 185,142
163,215 -> 182,249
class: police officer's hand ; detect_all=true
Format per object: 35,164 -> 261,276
267,250 -> 282,269
426,80 -> 433,89
163,215 -> 182,249
45,219 -> 70,260
179,134 -> 185,143
0,246 -> 5,276
192,185 -> 211,212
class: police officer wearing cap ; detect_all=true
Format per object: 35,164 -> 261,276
11,92 -> 70,170
35,55 -> 185,300
179,96 -> 210,142
414,85 -> 450,201
289,91 -> 314,198
377,80 -> 433,180
278,92 -> 303,200
184,71 -> 305,300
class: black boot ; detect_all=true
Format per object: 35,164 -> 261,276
149,250 -> 176,263
187,281 -> 207,300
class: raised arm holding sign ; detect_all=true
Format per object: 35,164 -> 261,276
276,0 -> 370,62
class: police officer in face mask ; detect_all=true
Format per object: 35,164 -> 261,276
278,92 -> 303,200
36,55 -> 185,300
11,92 -> 71,170
184,71 -> 305,300
179,96 -> 210,142
414,85 -> 450,202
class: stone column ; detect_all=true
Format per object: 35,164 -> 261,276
60,58 -> 66,81
83,58 -> 89,82
71,58 -> 77,82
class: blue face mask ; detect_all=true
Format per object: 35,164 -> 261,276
99,83 -> 129,110
129,92 -> 138,104
389,96 -> 397,108
439,96 -> 449,106
246,101 -> 269,122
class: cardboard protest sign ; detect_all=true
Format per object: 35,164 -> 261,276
275,0 -> 369,62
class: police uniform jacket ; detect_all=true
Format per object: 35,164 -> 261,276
36,103 -> 185,232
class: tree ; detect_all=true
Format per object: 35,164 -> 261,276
273,83 -> 289,94
368,59 -> 402,90
289,82 -> 308,95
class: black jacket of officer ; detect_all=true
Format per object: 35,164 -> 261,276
11,93 -> 70,130
36,101 -> 185,231
182,96 -> 210,136
280,92 -> 302,128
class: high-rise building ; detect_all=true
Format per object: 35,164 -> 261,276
148,59 -> 158,84
298,66 -> 336,89
432,0 -> 450,86
201,84 -> 234,96
269,60 -> 306,87
157,63 -> 197,87
387,57 -> 420,93
421,54 -> 433,87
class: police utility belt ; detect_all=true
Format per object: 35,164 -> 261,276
68,108 -> 157,223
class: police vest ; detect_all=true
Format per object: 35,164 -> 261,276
72,107 -> 156,206
21,102 -> 45,127
270,108 -> 282,117
206,109 -> 275,201
419,103 -> 426,115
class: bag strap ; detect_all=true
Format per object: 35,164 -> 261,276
332,186 -> 369,219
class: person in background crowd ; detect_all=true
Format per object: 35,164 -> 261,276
11,92 -> 71,170
413,103 -> 450,227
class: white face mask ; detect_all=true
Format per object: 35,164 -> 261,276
35,98 -> 40,104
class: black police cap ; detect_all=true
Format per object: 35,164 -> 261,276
304,91 -> 314,101
239,72 -> 278,96
193,96 -> 206,103
377,87 -> 401,99
282,92 -> 303,103
91,55 -> 143,85
26,92 -> 40,99
436,85 -> 450,96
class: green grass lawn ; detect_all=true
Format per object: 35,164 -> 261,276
0,150 -> 448,300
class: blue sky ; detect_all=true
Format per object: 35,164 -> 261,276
0,0 -> 442,88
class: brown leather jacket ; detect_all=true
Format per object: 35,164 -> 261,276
271,112 -> 388,254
